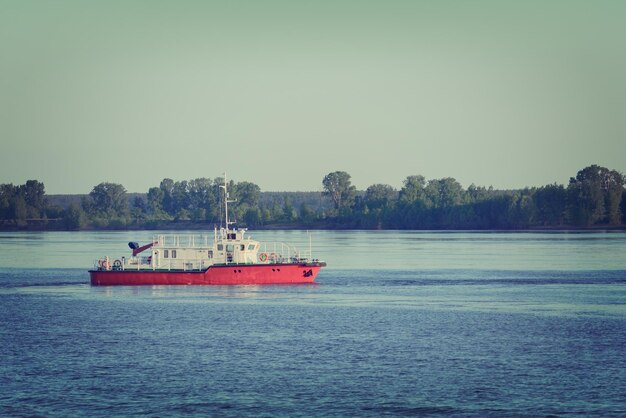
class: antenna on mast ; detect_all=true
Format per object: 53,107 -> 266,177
219,173 -> 237,232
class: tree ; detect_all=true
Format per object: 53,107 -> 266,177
0,181 -> 48,222
282,196 -> 297,222
243,207 -> 262,227
230,181 -> 261,223
322,171 -> 356,211
356,184 -> 397,228
424,178 -> 466,208
130,196 -> 147,223
399,175 -> 426,205
567,165 -> 624,226
299,202 -> 316,224
159,178 -> 175,215
506,190 -> 536,228
147,186 -> 165,214
0,184 -> 17,220
396,176 -> 428,228
234,181 -> 261,207
534,184 -> 567,226
20,180 -> 45,217
172,180 -> 190,218
188,178 -> 217,220
86,182 -> 128,218
64,203 -> 86,230
364,184 -> 397,210
604,171 -> 625,224
12,195 -> 27,224
467,184 -> 492,203
621,190 -> 626,224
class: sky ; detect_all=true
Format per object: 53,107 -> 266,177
1,0 -> 625,194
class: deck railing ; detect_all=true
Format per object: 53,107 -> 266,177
258,241 -> 312,263
153,234 -> 215,248
93,236 -> 315,272
94,256 -> 210,272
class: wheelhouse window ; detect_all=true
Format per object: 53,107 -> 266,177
217,244 -> 223,251
226,244 -> 234,252
240,245 -> 245,251
248,244 -> 256,250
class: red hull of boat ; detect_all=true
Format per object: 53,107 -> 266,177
89,263 -> 323,286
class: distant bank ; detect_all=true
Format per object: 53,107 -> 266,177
1,165 -> 624,231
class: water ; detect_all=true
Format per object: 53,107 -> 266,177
1,230 -> 625,416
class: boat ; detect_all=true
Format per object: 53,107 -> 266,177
89,176 -> 326,286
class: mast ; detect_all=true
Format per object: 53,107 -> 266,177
223,175 -> 229,231
219,173 -> 236,233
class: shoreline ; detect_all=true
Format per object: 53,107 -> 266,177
1,220 -> 625,233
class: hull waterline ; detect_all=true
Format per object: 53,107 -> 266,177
89,263 -> 324,286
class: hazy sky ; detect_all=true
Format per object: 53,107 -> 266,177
1,1 -> 625,194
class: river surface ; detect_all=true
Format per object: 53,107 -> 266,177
1,230 -> 625,416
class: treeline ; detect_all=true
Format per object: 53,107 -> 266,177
322,165 -> 625,229
0,180 -> 48,225
0,177 -> 331,230
1,164 -> 624,230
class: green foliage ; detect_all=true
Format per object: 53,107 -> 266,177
329,165 -> 623,230
159,178 -> 175,214
63,204 -> 86,230
243,207 -> 262,227
13,195 -> 27,224
230,181 -> 261,223
299,203 -> 316,225
20,180 -> 46,217
188,178 -> 217,220
2,165 -> 625,231
46,204 -> 65,219
399,175 -> 426,205
364,184 -> 397,210
322,171 -> 356,212
172,181 -> 191,215
234,181 -> 261,207
424,178 -> 467,208
84,182 -> 128,218
353,184 -> 397,228
145,178 -> 219,221
282,196 -> 296,222
0,185 -> 14,219
567,165 -> 625,226
534,184 -> 567,226
0,180 -> 47,225
467,184 -> 492,203
130,196 -> 147,223
147,186 -> 165,214
175,208 -> 191,221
